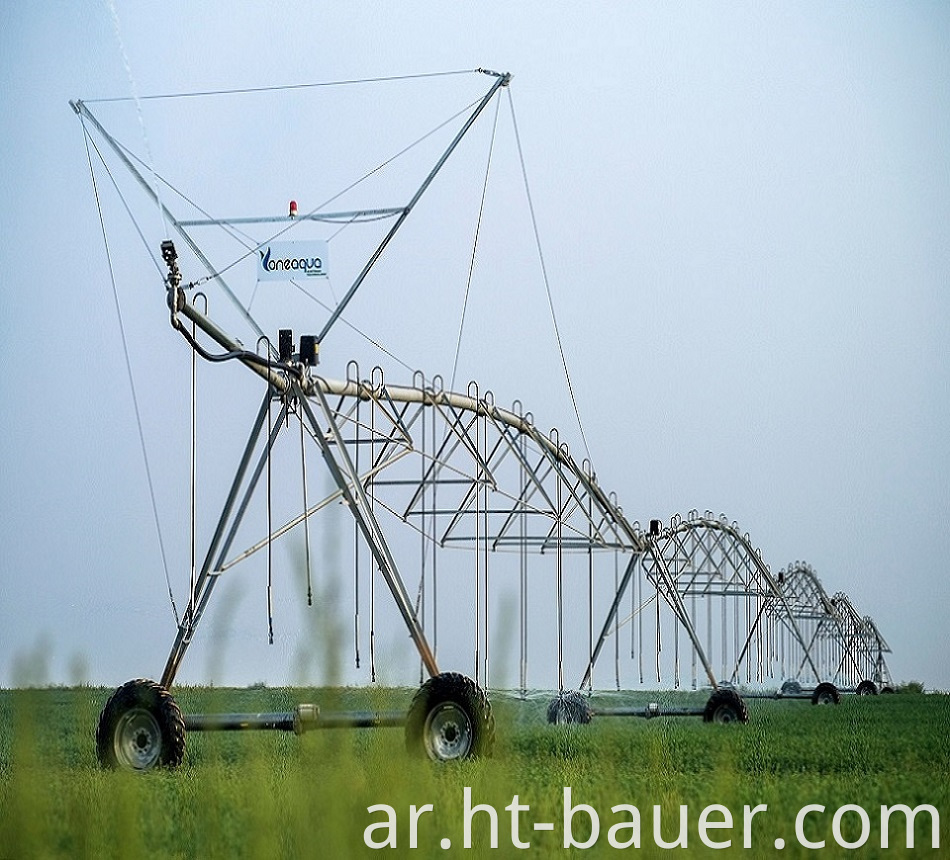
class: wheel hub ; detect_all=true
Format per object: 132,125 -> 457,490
115,707 -> 162,770
423,702 -> 473,761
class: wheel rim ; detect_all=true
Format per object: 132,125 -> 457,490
818,692 -> 835,705
423,702 -> 473,761
114,707 -> 163,770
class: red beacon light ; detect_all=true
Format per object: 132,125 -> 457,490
289,200 -> 298,218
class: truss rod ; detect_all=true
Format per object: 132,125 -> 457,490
316,72 -> 511,344
299,382 -> 440,678
71,100 -> 267,342
160,392 -> 277,688
177,207 -> 406,227
579,553 -> 641,690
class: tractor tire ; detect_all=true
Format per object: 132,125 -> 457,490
855,680 -> 878,696
703,688 -> 749,724
811,682 -> 841,706
96,679 -> 186,770
405,672 -> 494,761
781,680 -> 802,696
546,691 -> 593,725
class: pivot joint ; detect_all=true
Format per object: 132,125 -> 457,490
161,240 -> 182,290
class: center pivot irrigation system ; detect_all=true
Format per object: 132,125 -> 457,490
73,70 -> 891,771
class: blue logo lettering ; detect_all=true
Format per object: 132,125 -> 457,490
258,245 -> 325,277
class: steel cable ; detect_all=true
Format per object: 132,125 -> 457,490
450,96 -> 500,392
81,114 -> 179,627
506,89 -> 593,463
84,69 -> 476,103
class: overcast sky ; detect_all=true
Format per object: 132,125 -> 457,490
2,2 -> 948,693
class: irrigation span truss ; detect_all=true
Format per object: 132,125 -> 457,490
73,71 -> 891,771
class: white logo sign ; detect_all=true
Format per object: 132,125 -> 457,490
257,240 -> 329,281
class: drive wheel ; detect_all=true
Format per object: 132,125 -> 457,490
811,682 -> 841,706
405,672 -> 494,761
546,691 -> 593,725
96,679 -> 186,770
781,679 -> 802,696
703,689 -> 749,724
856,680 -> 878,696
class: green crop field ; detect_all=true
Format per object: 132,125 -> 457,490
1,686 -> 948,858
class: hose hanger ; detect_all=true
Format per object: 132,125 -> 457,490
353,372 -> 361,670
257,335 -> 276,646
188,292 -> 208,625
299,401 -> 313,607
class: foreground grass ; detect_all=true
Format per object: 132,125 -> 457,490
1,687 -> 948,858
